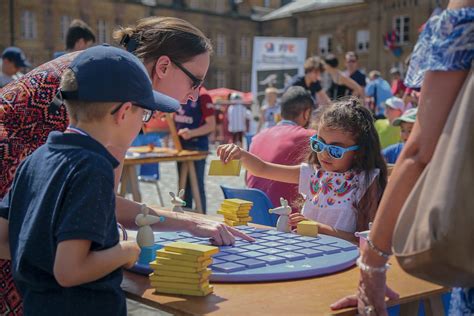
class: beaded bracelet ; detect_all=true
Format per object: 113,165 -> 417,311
366,237 -> 392,259
356,257 -> 390,273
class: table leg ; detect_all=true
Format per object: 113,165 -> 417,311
187,161 -> 203,213
423,294 -> 445,316
119,166 -> 129,197
178,162 -> 189,193
399,300 -> 419,316
128,166 -> 142,203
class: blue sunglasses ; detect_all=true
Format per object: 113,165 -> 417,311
309,135 -> 359,159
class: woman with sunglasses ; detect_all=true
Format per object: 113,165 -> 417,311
217,98 -> 387,242
0,16 -> 252,314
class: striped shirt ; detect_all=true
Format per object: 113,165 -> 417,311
227,104 -> 247,132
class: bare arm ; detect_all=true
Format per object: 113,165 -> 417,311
316,90 -> 331,106
217,143 -> 300,184
366,70 -> 470,266
53,240 -> 140,287
0,218 -> 10,260
326,66 -> 364,97
178,115 -> 216,140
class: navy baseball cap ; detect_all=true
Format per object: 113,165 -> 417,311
61,44 -> 180,113
2,47 -> 31,67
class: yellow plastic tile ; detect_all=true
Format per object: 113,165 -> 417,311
155,257 -> 212,269
153,285 -> 214,297
156,249 -> 208,262
152,268 -> 212,280
151,280 -> 210,291
208,160 -> 242,176
150,261 -> 207,273
149,274 -> 208,284
297,220 -> 319,237
164,242 -> 219,257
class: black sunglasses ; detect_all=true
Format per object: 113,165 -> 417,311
171,59 -> 203,90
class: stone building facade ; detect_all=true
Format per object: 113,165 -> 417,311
1,0 -> 449,90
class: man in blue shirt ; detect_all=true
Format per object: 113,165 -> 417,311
365,70 -> 393,118
0,45 -> 180,315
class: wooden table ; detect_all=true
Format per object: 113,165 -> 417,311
119,147 -> 208,212
121,213 -> 447,315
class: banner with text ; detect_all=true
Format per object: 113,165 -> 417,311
251,36 -> 307,105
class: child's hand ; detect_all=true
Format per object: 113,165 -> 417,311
120,241 -> 141,269
216,144 -> 244,163
289,213 -> 308,226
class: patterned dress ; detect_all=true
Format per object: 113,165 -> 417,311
404,7 -> 473,315
298,163 -> 379,233
0,52 -> 79,315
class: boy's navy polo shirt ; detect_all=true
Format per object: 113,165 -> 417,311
0,131 -> 126,316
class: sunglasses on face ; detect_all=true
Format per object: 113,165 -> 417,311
309,135 -> 359,159
171,59 -> 203,90
110,102 -> 154,123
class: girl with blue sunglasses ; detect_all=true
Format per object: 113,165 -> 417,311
217,99 -> 387,242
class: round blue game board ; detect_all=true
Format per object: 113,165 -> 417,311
129,226 -> 359,282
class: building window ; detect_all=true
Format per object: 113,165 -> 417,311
264,0 -> 271,7
241,72 -> 250,91
216,70 -> 226,88
394,16 -> 410,44
189,0 -> 200,9
60,15 -> 71,42
21,10 -> 37,39
356,30 -> 370,52
319,35 -> 332,55
240,36 -> 251,60
216,33 -> 226,57
97,19 -> 109,43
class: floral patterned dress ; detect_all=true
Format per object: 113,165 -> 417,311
404,7 -> 473,315
0,52 -> 79,315
298,163 -> 379,233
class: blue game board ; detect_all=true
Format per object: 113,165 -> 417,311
129,226 -> 359,283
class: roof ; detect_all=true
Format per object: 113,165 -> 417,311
258,0 -> 364,21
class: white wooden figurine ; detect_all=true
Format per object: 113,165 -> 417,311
135,204 -> 164,248
169,189 -> 186,213
268,197 -> 292,233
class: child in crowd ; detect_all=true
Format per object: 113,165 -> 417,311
258,87 -> 280,131
227,92 -> 248,146
218,99 -> 387,242
383,108 -> 418,164
0,45 -> 180,315
374,96 -> 405,149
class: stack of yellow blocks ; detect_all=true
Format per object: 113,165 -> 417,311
217,198 -> 253,226
149,241 -> 219,296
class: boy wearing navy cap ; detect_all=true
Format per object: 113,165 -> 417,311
0,46 -> 31,88
0,45 -> 180,315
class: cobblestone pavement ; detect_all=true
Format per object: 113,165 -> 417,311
129,144 -> 246,216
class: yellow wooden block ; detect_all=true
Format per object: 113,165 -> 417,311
164,242 -> 219,257
156,249 -> 208,262
297,220 -> 319,237
218,208 -> 251,216
149,274 -> 208,284
151,280 -> 209,291
155,257 -> 212,268
224,219 -> 249,226
208,160 -> 242,176
222,214 -> 252,222
221,203 -> 252,210
152,268 -> 212,280
222,198 -> 253,206
153,285 -> 214,297
150,261 -> 207,273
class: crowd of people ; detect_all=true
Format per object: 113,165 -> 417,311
0,1 -> 472,315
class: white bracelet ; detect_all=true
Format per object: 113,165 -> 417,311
356,257 -> 390,273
